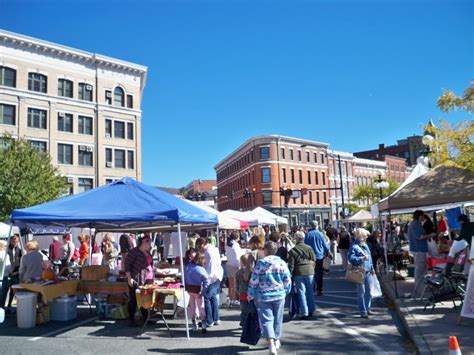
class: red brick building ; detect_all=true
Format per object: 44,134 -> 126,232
214,135 -> 331,228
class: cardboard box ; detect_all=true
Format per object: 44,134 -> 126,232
36,305 -> 50,325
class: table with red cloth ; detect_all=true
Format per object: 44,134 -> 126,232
426,255 -> 453,270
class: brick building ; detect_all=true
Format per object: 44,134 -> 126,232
184,179 -> 217,202
354,135 -> 426,166
327,150 -> 355,221
353,157 -> 388,206
214,135 -> 331,228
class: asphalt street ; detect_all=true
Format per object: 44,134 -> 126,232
0,264 -> 415,354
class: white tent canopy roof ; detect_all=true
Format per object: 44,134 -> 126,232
346,210 -> 375,222
252,207 -> 288,225
185,201 -> 244,229
221,209 -> 276,226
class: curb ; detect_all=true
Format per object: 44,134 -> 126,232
378,273 -> 432,355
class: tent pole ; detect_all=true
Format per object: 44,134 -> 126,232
177,223 -> 190,340
382,215 -> 389,274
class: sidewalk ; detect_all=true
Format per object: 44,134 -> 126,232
379,269 -> 474,354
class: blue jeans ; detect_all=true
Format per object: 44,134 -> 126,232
204,280 -> 220,326
294,275 -> 315,316
256,297 -> 285,340
356,272 -> 373,315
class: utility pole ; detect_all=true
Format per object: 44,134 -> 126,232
337,154 -> 345,221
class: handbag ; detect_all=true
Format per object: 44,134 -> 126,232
240,301 -> 261,345
345,265 -> 366,284
323,257 -> 331,271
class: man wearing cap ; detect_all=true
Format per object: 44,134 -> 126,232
304,220 -> 330,296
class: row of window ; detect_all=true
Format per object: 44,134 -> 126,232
220,189 -> 328,207
280,168 -> 326,186
329,160 -> 353,177
0,66 -> 134,108
217,149 -> 255,180
260,146 -> 326,164
0,104 -> 134,140
27,141 -> 135,170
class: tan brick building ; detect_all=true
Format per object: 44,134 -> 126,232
0,30 -> 147,193
327,150 -> 355,221
214,135 -> 331,228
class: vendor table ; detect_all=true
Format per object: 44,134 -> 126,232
136,283 -> 183,337
14,280 -> 79,304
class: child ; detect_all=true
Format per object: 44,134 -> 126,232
184,251 -> 209,333
235,253 -> 250,327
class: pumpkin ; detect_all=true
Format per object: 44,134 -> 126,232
41,270 -> 55,281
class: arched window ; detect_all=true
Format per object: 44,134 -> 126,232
114,87 -> 125,107
0,66 -> 16,87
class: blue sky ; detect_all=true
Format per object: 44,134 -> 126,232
1,0 -> 472,187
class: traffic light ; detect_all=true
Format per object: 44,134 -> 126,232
243,188 -> 250,198
252,187 -> 257,196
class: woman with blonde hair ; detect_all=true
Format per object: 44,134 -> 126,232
103,234 -> 118,270
348,228 -> 375,318
19,240 -> 44,282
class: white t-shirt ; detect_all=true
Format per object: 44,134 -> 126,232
205,244 -> 224,283
225,241 -> 243,268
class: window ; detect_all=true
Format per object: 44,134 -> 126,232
297,150 -> 302,161
320,153 -> 325,164
282,168 -> 287,184
314,152 -> 318,164
290,169 -> 295,183
78,116 -> 93,135
105,179 -> 114,184
306,151 -> 310,162
262,190 -> 272,205
28,73 -> 47,93
127,150 -> 134,169
260,146 -> 270,159
330,181 -> 336,198
114,87 -> 125,107
58,79 -> 73,98
261,167 -> 271,183
289,149 -> 294,160
0,67 -> 16,87
115,149 -> 125,168
127,122 -> 134,140
316,191 -> 320,205
78,83 -> 93,101
58,143 -> 73,164
348,164 -> 353,177
0,104 -> 15,125
105,119 -> 112,136
105,148 -> 113,167
78,148 -> 93,166
105,90 -> 112,104
341,162 -> 346,176
114,121 -> 125,139
280,147 -> 285,159
29,140 -> 47,153
309,191 -> 313,205
27,108 -> 47,129
322,172 -> 326,185
298,170 -> 303,184
78,178 -> 93,193
57,113 -> 73,133
329,162 -> 334,175
315,171 -> 319,185
307,170 -> 312,184
323,191 -> 327,204
127,95 -> 133,108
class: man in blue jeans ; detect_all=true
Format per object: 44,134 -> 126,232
196,237 -> 223,328
304,220 -> 330,296
287,231 -> 316,320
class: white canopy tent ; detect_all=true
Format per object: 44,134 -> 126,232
220,209 -> 276,226
346,210 -> 375,223
186,201 -> 248,229
252,207 -> 288,225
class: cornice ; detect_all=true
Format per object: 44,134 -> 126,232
0,30 -> 147,76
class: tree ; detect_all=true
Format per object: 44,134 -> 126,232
425,83 -> 474,171
0,134 -> 68,221
352,179 -> 399,208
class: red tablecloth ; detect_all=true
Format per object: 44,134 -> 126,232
426,256 -> 452,269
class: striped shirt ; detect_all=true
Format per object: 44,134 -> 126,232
124,247 -> 148,286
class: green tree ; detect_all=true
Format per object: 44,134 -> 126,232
0,134 -> 68,221
426,83 -> 474,171
352,179 -> 399,207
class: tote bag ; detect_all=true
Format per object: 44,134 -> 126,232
370,275 -> 383,298
345,265 -> 366,284
240,302 -> 261,346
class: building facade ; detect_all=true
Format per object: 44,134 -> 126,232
214,135 -> 331,228
327,150 -> 355,221
354,135 -> 426,166
353,157 -> 388,206
184,179 -> 217,203
0,30 -> 147,194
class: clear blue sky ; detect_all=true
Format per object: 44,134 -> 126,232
1,0 -> 472,187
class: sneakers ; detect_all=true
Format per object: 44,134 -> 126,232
214,320 -> 221,325
269,340 -> 277,355
361,313 -> 369,319
367,310 -> 373,315
275,339 -> 281,350
191,321 -> 198,331
201,321 -> 207,333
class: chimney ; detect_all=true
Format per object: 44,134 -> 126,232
379,144 -> 385,149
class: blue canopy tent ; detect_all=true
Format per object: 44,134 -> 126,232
7,177 -> 218,338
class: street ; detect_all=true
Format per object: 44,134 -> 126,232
0,264 -> 415,354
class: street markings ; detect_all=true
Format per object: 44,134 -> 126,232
28,316 -> 99,342
316,300 -> 358,308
